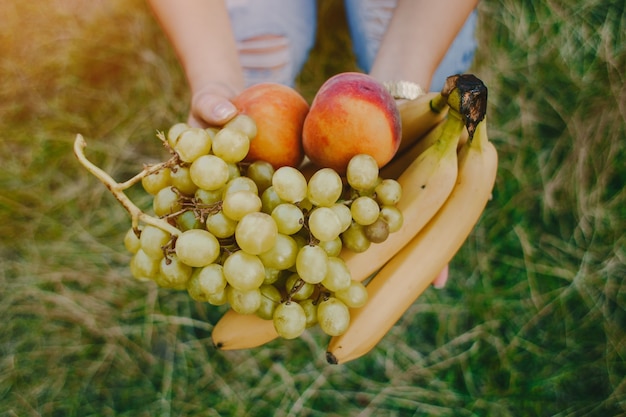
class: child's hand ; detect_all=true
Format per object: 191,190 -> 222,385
188,83 -> 239,128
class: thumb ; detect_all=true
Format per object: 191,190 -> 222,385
189,92 -> 238,128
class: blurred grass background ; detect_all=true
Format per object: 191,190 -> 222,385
1,0 -> 624,416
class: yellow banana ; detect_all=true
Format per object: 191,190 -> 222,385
382,117 -> 470,180
342,110 -> 465,283
396,91 -> 449,154
211,308 -> 278,350
326,115 -> 498,365
380,118 -> 445,180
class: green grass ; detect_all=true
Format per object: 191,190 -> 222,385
1,0 -> 624,416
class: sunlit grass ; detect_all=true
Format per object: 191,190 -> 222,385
1,0 -> 624,416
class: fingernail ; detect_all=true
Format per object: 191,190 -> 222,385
213,102 -> 237,121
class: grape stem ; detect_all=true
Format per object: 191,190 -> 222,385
73,134 -> 181,236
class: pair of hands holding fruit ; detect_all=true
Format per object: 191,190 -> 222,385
146,0 -> 478,288
146,0 -> 479,126
189,73 -> 450,289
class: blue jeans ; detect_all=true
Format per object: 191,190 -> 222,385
226,0 -> 477,91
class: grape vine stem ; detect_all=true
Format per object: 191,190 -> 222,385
73,134 -> 181,236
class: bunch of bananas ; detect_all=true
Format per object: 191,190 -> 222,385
211,74 -> 498,364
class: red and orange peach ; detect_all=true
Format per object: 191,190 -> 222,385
302,72 -> 401,174
232,82 -> 309,169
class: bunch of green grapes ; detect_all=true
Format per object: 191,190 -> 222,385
123,116 -> 404,340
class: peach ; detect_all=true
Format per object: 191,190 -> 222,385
232,83 -> 309,169
302,72 -> 401,174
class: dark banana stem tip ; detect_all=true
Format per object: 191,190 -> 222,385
441,74 -> 488,141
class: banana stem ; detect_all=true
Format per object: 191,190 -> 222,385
73,134 -> 181,236
442,74 -> 488,141
429,94 -> 447,113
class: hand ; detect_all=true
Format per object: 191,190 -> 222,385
187,82 -> 240,128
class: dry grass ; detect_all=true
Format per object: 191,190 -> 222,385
1,0 -> 624,416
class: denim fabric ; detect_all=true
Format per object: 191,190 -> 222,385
344,0 -> 478,91
226,0 -> 317,87
226,0 -> 477,91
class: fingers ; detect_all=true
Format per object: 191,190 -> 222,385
188,88 -> 239,128
432,264 -> 449,289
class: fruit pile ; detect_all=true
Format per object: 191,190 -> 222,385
125,114 -> 404,340
74,73 -> 497,364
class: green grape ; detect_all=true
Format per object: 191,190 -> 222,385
317,297 -> 350,336
130,249 -> 160,281
321,256 -> 352,292
207,287 -> 228,306
205,127 -> 219,139
297,197 -> 313,214
329,203 -> 352,232
317,236 -> 342,257
222,250 -> 265,290
235,212 -> 277,255
174,127 -> 213,163
285,274 -> 314,301
307,167 -> 343,207
374,178 -> 402,205
227,162 -> 242,181
350,196 -> 380,226
222,176 -> 258,197
222,189 -> 262,221
340,222 -> 371,253
175,229 -> 220,267
258,233 -> 298,270
195,187 -> 223,206
186,278 -> 209,302
263,267 -> 283,285
334,280 -> 368,308
363,216 -> 390,243
295,244 -> 328,284
170,165 -> 198,195
273,301 -> 307,339
123,227 -> 141,254
189,266 -> 221,296
260,186 -> 285,214
299,298 -> 318,328
166,122 -> 189,148
139,224 -> 171,259
379,205 -> 404,233
205,211 -> 237,239
156,254 -> 192,290
346,154 -> 379,192
176,211 -> 202,231
246,160 -> 274,194
272,166 -> 307,203
187,263 -> 227,298
224,114 -> 257,140
153,186 -> 183,216
190,154 -> 230,191
211,127 -> 250,163
308,207 -> 342,242
142,167 -> 171,195
271,203 -> 304,235
256,284 -> 282,320
227,286 -> 262,315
